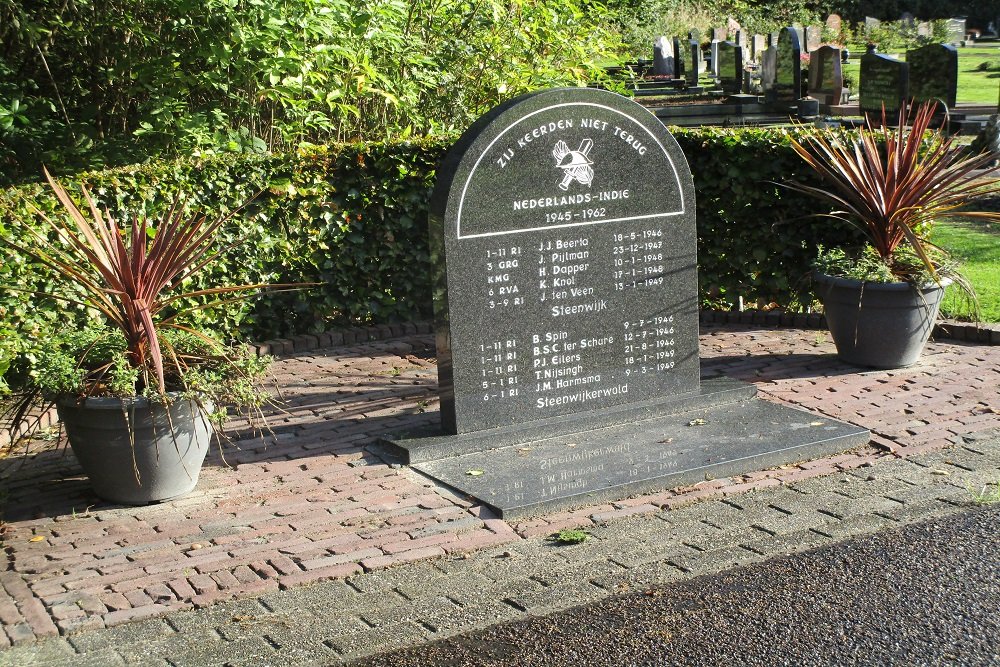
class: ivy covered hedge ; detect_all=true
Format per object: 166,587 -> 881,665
0,126 -> 863,353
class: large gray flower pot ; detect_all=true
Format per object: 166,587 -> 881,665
57,395 -> 212,504
813,272 -> 948,369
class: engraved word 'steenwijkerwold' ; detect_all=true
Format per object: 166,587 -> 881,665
553,139 -> 595,191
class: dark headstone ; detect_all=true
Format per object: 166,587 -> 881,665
427,88 -> 699,435
673,37 -> 686,79
383,86 -> 870,517
900,12 -> 915,28
808,45 -> 844,106
908,43 -> 958,108
717,41 -> 744,95
688,29 -> 701,44
687,41 -> 701,86
771,27 -> 802,103
653,36 -> 674,76
710,40 -> 721,77
859,47 -> 909,115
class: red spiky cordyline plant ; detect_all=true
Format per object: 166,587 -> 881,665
11,168 -> 283,396
787,100 -> 1000,282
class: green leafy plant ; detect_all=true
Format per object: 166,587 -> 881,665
787,100 -> 1000,284
1,169 -> 288,445
552,528 -> 590,545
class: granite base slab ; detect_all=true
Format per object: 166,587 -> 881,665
409,398 -> 869,518
382,377 -> 757,464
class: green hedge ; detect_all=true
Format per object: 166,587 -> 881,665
0,127 -> 864,353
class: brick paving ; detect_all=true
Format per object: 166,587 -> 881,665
0,324 -> 998,650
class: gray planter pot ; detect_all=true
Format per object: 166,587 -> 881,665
57,395 -> 212,504
813,272 -> 949,369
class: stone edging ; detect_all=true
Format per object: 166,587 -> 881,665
247,313 -> 999,358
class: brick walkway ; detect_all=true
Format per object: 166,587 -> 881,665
1,324 -> 998,649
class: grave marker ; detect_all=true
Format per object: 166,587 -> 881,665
687,40 -> 702,86
384,87 -> 869,517
805,26 -> 822,52
717,41 -> 744,95
946,18 -> 966,44
908,43 -> 958,108
750,34 -> 765,60
710,40 -> 721,77
826,13 -> 843,38
808,45 -> 844,106
673,37 -> 686,79
653,36 -> 674,76
860,47 -> 909,115
771,27 -> 802,104
760,46 -> 777,92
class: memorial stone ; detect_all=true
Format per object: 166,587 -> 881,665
805,25 -> 822,52
734,30 -> 748,50
859,47 -> 909,115
750,34 -> 765,60
768,32 -> 779,48
826,13 -> 842,38
808,45 -> 844,106
908,43 -> 958,108
710,40 -> 721,77
687,40 -> 701,86
718,41 -> 744,94
653,36 -> 674,76
771,27 -> 802,103
917,22 -> 932,38
760,46 -> 777,91
946,18 -> 966,44
384,87 -> 868,517
727,17 -> 741,35
711,27 -> 727,43
673,37 -> 686,78
688,29 -> 701,44
901,12 -> 915,28
865,16 -> 881,35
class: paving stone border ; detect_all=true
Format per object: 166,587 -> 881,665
1,437 -> 996,667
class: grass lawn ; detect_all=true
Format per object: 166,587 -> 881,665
933,217 -> 1000,322
842,44 -> 1000,104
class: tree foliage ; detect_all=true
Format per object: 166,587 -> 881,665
0,0 -> 621,184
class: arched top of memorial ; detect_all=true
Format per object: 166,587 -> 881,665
431,87 -> 694,241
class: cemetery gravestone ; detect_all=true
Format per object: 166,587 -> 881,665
710,40 -> 721,77
808,45 -> 844,106
750,34 -> 765,60
908,43 -> 958,108
711,27 -> 727,43
901,12 -> 915,28
770,27 -> 802,104
688,29 -> 701,44
946,18 -> 965,44
687,41 -> 702,86
653,36 -> 674,76
826,13 -> 842,38
917,22 -> 932,39
859,47 -> 909,115
865,16 -> 881,35
768,32 -> 779,48
384,87 -> 869,517
673,37 -> 686,79
718,41 -> 744,95
805,26 -> 822,52
760,46 -> 777,92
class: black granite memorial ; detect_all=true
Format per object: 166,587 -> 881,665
672,37 -> 686,79
770,27 -> 802,105
383,87 -> 869,517
860,47 -> 909,115
907,43 -> 958,109
718,41 -> 744,95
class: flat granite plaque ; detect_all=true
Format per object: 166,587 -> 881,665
382,87 -> 869,517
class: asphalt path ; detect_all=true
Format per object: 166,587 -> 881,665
350,504 -> 1000,667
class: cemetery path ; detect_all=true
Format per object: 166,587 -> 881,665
0,324 -> 997,665
349,503 -> 1000,667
